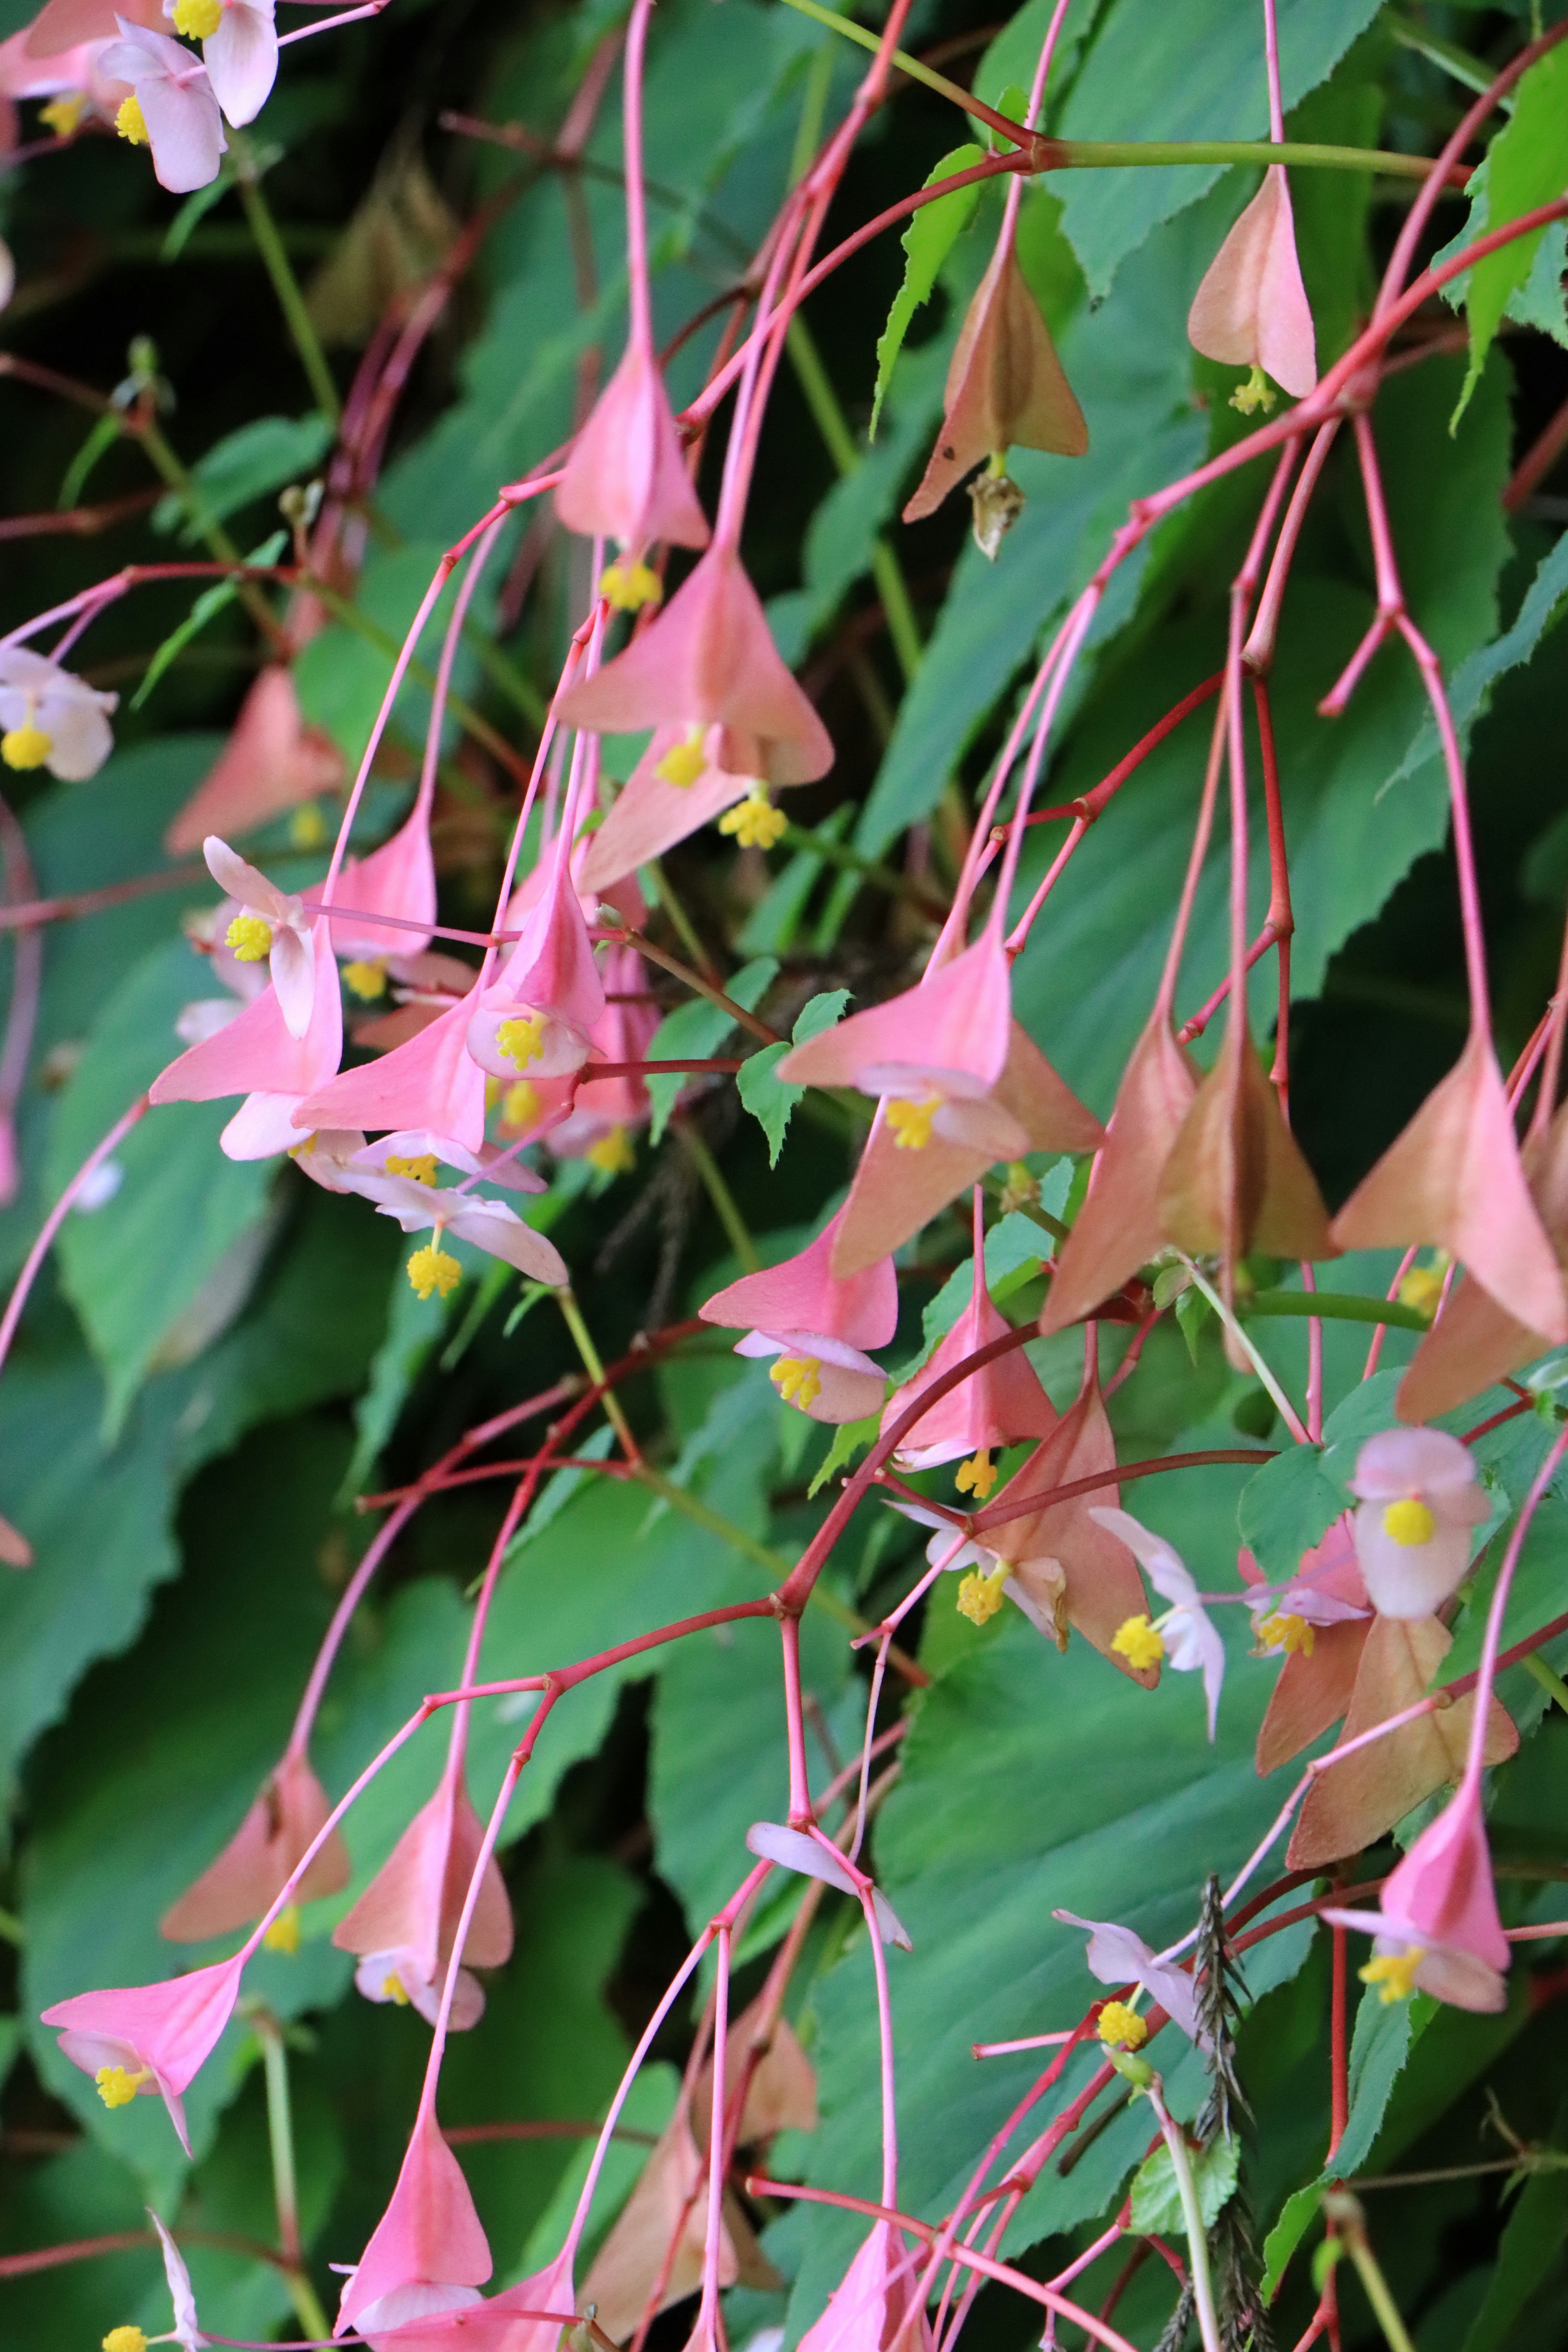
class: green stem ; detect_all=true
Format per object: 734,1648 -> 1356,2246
1524,1652 -> 1568,1715
1342,2225 -> 1419,2352
677,1118 -> 761,1273
137,421 -> 281,640
1242,1289 -> 1431,1332
1147,2086 -> 1223,2352
646,858 -> 717,978
557,1290 -> 640,1459
236,171 -> 341,427
256,2012 -> 330,2343
1178,1256 -> 1310,1443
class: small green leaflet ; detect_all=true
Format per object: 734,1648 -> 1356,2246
1446,46 -> 1568,427
133,532 -> 288,710
1261,2184 -> 1323,2302
807,1409 -> 880,1500
870,144 -> 984,437
58,413 -> 120,514
645,957 -> 778,1143
153,412 -> 334,541
1128,2131 -> 1238,2236
1236,1441 -> 1341,1582
737,989 -> 850,1165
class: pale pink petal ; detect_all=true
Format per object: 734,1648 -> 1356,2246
201,0 -> 273,124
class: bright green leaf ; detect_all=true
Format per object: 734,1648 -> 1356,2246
869,144 -> 984,437
646,956 -> 777,1143
737,989 -> 849,1165
1448,48 -> 1568,425
1129,2129 -> 1239,2235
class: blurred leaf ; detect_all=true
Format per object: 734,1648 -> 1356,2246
133,533 -> 288,711
1129,2129 -> 1238,2234
152,416 -> 333,541
737,990 -> 849,1165
1262,2182 -> 1323,2302
1459,2098 -> 1568,2352
870,145 -> 984,437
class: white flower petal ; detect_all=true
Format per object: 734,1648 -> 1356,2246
269,921 -> 316,1040
446,1198 -> 568,1286
746,1820 -> 858,1894
1088,1505 -> 1198,1607
203,0 -> 276,125
204,835 -> 288,917
149,2210 -> 204,2352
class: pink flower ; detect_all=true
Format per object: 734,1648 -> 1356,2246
578,726 -> 758,895
151,913 -> 343,1159
161,1748 -> 348,1943
373,2250 -> 578,2352
203,836 -> 315,1036
1324,1777 -> 1509,2014
555,337 -> 709,556
1051,1911 -> 1202,2044
350,1129 -> 544,1196
330,797 -> 439,963
0,644 -> 116,780
335,2105 -> 493,2337
1040,1009 -> 1197,1333
369,1172 -> 568,1293
795,2223 -> 933,2352
1090,1508 -> 1226,1740
466,841 -> 605,1085
1347,1426 -> 1488,1619
1187,166 -> 1316,403
745,1822 -> 910,1948
332,1758 -> 514,2031
701,1207 -> 896,1425
100,18 -> 225,192
297,993 -> 488,1156
40,1953 -> 244,2154
882,1191 -> 1054,1484
559,543 -> 832,791
165,0 -> 276,128
165,668 -> 342,853
543,944 -> 657,1165
147,2209 -> 205,2352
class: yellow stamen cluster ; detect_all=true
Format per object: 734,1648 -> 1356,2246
226,913 -> 274,962
289,802 -> 327,849
342,958 -> 387,1000
1397,1260 -> 1447,1317
1382,1496 -> 1437,1548
1111,1614 -> 1165,1672
1096,2000 -> 1148,2051
1,722 -> 53,770
1230,364 -> 1276,416
886,1096 -> 939,1150
116,93 -> 149,146
956,1564 -> 1008,1626
173,0 -> 224,34
771,1356 -> 822,1410
386,1153 -> 439,1185
500,1078 -> 541,1130
955,1448 -> 996,1500
655,730 -> 707,788
95,2063 -> 153,2109
104,2328 -> 149,2352
263,1903 -> 301,1954
1361,1948 -> 1424,2005
381,1970 -> 412,2005
719,788 -> 787,851
497,1011 -> 548,1069
41,92 -> 87,137
599,559 -> 663,611
587,1125 -> 636,1176
408,1241 -> 462,1301
1258,1611 -> 1314,1658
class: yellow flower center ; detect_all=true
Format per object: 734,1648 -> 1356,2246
95,2063 -> 154,2109
955,1448 -> 996,1500
1381,1497 -> 1437,1548
1230,364 -> 1276,416
500,1078 -> 541,1129
173,0 -> 224,34
599,559 -> 663,612
116,93 -> 149,146
886,1096 -> 939,1151
381,1970 -> 411,2006
289,802 -> 327,849
1111,1614 -> 1165,1672
771,1356 -> 822,1410
263,1904 -> 301,1954
227,913 -> 274,962
385,1153 -> 439,1185
104,2328 -> 149,2352
40,92 -> 87,137
719,787 -> 787,851
341,958 -> 388,999
956,1564 -> 1008,1626
655,728 -> 707,789
1096,2000 -> 1148,2051
408,1241 -> 462,1301
1396,1261 -> 1446,1317
1,722 -> 53,771
1360,1948 -> 1424,2005
1259,1611 -> 1314,1658
496,1011 -> 548,1069
587,1125 -> 636,1176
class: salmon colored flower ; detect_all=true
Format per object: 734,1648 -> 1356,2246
100,18 -> 225,190
165,668 -> 341,853
701,1207 -> 896,1425
1040,1009 -> 1197,1333
795,2223 -> 933,2352
578,726 -> 760,893
1187,166 -> 1316,406
161,1749 -> 348,1943
40,1953 -> 244,2154
882,1191 -> 1054,1485
1348,1426 -> 1488,1619
556,336 -> 709,560
581,2102 -> 779,2340
544,944 -> 657,1166
0,643 -> 116,779
336,2105 -> 493,2338
1324,1776 -> 1509,2014
332,1757 -> 514,2031
296,993 -> 488,1156
1156,1008 -> 1335,1272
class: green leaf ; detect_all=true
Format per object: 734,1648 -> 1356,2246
1459,2099 -> 1568,2352
646,956 -> 777,1143
737,989 -> 850,1164
1129,2129 -> 1239,2235
1385,526 -> 1568,800
132,532 -> 288,710
152,414 -> 333,541
870,145 -> 984,437
912,1204 -> 1060,1361
1236,1443 -> 1341,1581
1439,1493 -> 1568,1688
58,413 -> 121,512
806,1409 -> 880,1499
1262,2183 -> 1324,2303
1448,47 -> 1568,425
1331,1987 -> 1435,2179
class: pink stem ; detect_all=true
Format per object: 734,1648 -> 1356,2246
622,0 -> 655,353
0,1091 -> 149,1381
694,1923 -> 731,2336
1262,0 -> 1285,144
1459,1420 -> 1568,1798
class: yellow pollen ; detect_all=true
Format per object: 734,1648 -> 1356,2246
1382,1497 -> 1437,1548
385,1153 -> 439,1185
1361,1948 -> 1424,2005
341,958 -> 387,1000
1,722 -> 53,771
1096,2000 -> 1148,2051
886,1096 -> 939,1151
1230,364 -> 1276,416
771,1356 -> 822,1410
655,729 -> 707,789
1111,1614 -> 1165,1672
496,1011 -> 548,1069
173,0 -> 224,33
116,92 -> 149,145
104,2329 -> 149,2352
955,1448 -> 996,1500
408,1241 -> 462,1301
500,1078 -> 541,1130
289,802 -> 327,849
40,91 -> 87,136
263,1904 -> 301,1954
381,1970 -> 411,2006
587,1125 -> 636,1176
1397,1262 -> 1446,1317
95,2063 -> 153,2109
719,788 -> 787,851
957,1564 -> 1008,1626
599,559 -> 663,612
226,913 -> 274,962
1259,1612 -> 1314,1657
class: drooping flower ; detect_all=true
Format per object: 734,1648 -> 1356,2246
165,668 -> 342,853
99,18 -> 225,191
332,1756 -> 514,2030
1240,1517 -> 1372,1773
543,944 -> 658,1169
296,992 -> 489,1156
350,1128 -> 544,1196
335,2105 -> 494,2338
555,336 -> 710,564
40,1954 -> 244,2154
579,726 -> 763,890
582,2100 -> 779,2339
794,2223 -> 934,2352
1089,1507 -> 1226,1739
466,836 -> 605,1086
1187,166 -> 1316,407
744,1822 -> 911,1949
700,1207 -> 896,1425
164,0 -> 275,128
1323,1776 -> 1510,2014
202,835 -> 316,1037
369,1172 -> 568,1300
150,913 -> 343,1159
1156,1007 -> 1336,1274
1052,1910 -> 1202,2045
1347,1426 -> 1488,1619
161,1749 -> 348,1944
103,2210 -> 205,2352
0,643 -> 116,779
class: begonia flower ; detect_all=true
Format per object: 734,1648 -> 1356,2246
1187,166 -> 1316,407
1157,1008 -> 1336,1272
466,837 -> 605,1085
297,992 -> 489,1156
350,1129 -> 544,1196
579,724 -> 761,892
556,336 -> 709,562
163,0 -> 274,128
1323,1776 -> 1509,2014
24,0 -> 161,50
1347,1426 -> 1488,1619
692,1993 -> 818,2147
40,1953 -> 243,2154
1089,1507 -> 1225,1739
544,944 -> 658,1171
1052,1910 -> 1202,2044
150,914 -> 343,1158
336,2105 -> 493,2337
332,1756 -> 514,2029
701,1207 -> 896,1424
100,18 -> 225,192
582,2104 -> 774,2338
0,643 -> 116,780
102,2209 -> 206,2352
744,1821 -> 911,1949
161,1748 -> 348,1944
369,1172 -> 568,1301
795,2223 -> 933,2352
165,668 -> 342,853
203,835 -> 316,1038
1041,1009 -> 1198,1333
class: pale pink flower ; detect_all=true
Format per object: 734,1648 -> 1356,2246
795,2223 -> 933,2352
364,2248 -> 578,2352
350,1129 -> 544,1196
335,2105 -> 493,2337
556,337 -> 709,555
543,944 -> 657,1163
1347,1426 -> 1488,1619
701,1207 -> 896,1424
161,1749 -> 348,1942
204,835 -> 315,1036
332,1758 -> 514,2032
100,18 -> 225,192
0,644 -> 116,780
370,1173 -> 569,1288
165,668 -> 342,853
296,993 -> 488,1156
147,2209 -> 205,2352
744,1822 -> 910,1950
151,915 -> 343,1159
1090,1507 -> 1225,1739
1051,1911 -> 1202,2044
1324,1777 -> 1510,2013
164,0 -> 275,127
40,1953 -> 244,2154
1188,166 -> 1316,401
466,842 -> 605,1085
578,725 -> 757,895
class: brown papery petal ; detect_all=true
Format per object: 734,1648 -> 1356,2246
904,244 -> 1087,523
1159,1011 -> 1335,1269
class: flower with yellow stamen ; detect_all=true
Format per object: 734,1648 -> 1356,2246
41,92 -> 87,137
116,92 -> 149,145
719,786 -> 787,851
771,1356 -> 823,1410
172,0 -> 224,34
381,1970 -> 411,2006
96,2062 -> 154,2109
1230,363 -> 1276,415
385,1154 -> 439,1186
1096,2000 -> 1148,2051
407,1241 -> 462,1301
226,913 -> 274,962
886,1096 -> 938,1150
1396,1258 -> 1447,1318
1381,1496 -> 1437,1547
1360,1948 -> 1423,2004
955,1447 -> 996,1500
500,1078 -> 540,1130
655,727 -> 707,788
341,958 -> 387,1000
1258,1611 -> 1314,1657
104,2328 -> 149,2352
600,559 -> 663,612
289,802 -> 327,850
263,1904 -> 301,1955
956,1564 -> 1008,1626
496,1011 -> 548,1069
1,719 -> 53,770
587,1125 -> 636,1176
1110,1613 -> 1165,1672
